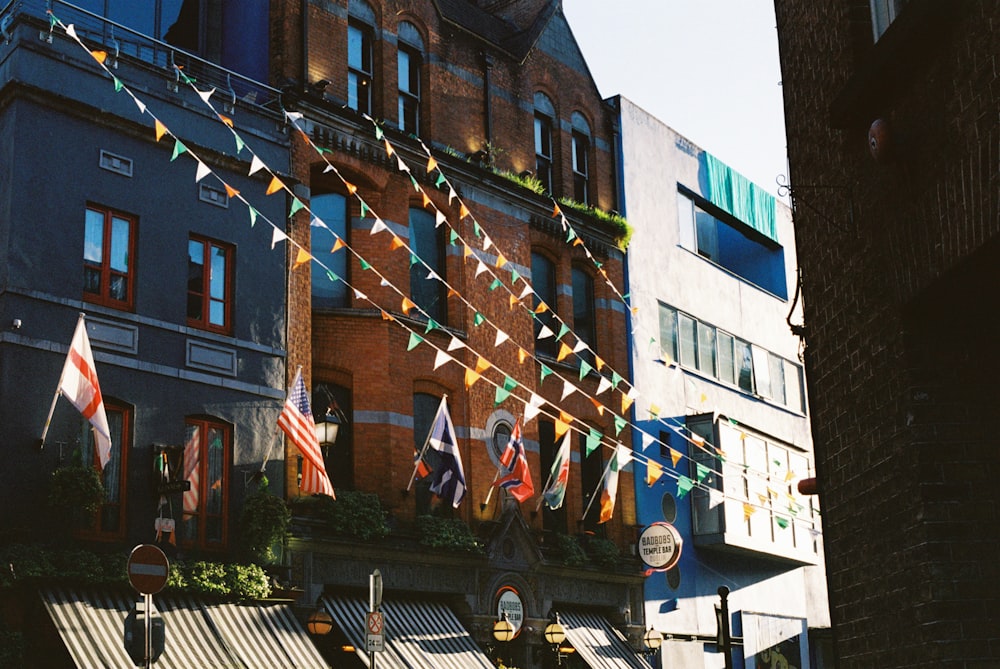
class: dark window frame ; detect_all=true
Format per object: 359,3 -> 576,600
181,417 -> 231,551
78,398 -> 130,541
348,19 -> 375,115
84,204 -> 137,311
187,234 -> 234,334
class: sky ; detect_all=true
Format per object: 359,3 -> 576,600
562,0 -> 788,198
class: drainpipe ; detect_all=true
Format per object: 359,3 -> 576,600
301,0 -> 309,88
482,53 -> 494,152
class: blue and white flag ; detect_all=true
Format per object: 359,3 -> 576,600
427,396 -> 466,508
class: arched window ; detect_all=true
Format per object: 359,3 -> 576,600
409,207 -> 447,322
533,92 -> 555,194
311,192 -> 349,308
181,417 -> 231,549
397,21 -> 424,135
580,430 -> 604,535
348,0 -> 376,115
571,112 -> 591,205
531,251 -> 557,359
538,419 -> 567,534
413,392 -> 445,516
80,398 -> 131,540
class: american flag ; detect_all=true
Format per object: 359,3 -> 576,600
278,369 -> 335,498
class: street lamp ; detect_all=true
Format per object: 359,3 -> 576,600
314,409 -> 343,446
544,612 -> 566,666
493,611 -> 515,643
642,627 -> 663,663
306,608 -> 333,636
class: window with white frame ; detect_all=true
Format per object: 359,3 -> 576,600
870,0 -> 909,41
397,21 -> 423,135
533,92 -> 555,194
348,1 -> 376,115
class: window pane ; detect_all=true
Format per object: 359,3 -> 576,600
751,346 -> 772,398
658,304 -> 677,363
209,246 -> 226,299
187,240 -> 205,320
695,207 -> 718,260
736,338 -> 754,392
677,192 -> 695,252
785,360 -> 804,412
697,322 -> 716,376
206,427 -> 225,515
572,268 -> 595,351
348,24 -> 364,69
409,208 -> 445,321
769,353 -> 786,405
311,193 -> 349,307
109,216 -> 130,272
718,332 -> 735,384
678,314 -> 697,367
84,209 -> 104,263
531,252 -> 557,358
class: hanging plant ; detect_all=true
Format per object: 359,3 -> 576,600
48,465 -> 104,522
238,477 -> 291,565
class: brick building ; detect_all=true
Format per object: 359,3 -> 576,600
273,1 -> 648,667
774,1 -> 1000,667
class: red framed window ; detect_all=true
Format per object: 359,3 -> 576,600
180,417 -> 230,550
79,399 -> 130,541
84,205 -> 136,310
187,235 -> 233,334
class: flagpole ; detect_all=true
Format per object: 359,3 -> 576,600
534,431 -> 567,512
406,394 -> 446,491
480,469 -> 502,510
580,456 -> 615,522
38,313 -> 87,448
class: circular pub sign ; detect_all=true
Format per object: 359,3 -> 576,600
637,522 -> 683,572
495,586 -> 525,637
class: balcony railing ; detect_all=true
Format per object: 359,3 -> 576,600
1,0 -> 282,114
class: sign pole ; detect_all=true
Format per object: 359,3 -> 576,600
144,592 -> 152,669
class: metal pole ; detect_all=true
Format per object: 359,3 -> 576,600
718,586 -> 733,669
144,593 -> 152,669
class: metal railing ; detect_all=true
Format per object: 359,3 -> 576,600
1,0 -> 283,114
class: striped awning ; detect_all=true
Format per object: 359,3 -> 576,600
321,595 -> 494,669
40,586 -> 327,668
560,610 -> 654,669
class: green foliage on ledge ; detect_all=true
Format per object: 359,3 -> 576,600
557,197 -> 633,249
0,544 -> 271,601
550,533 -> 588,567
291,490 -> 390,541
416,515 -> 484,554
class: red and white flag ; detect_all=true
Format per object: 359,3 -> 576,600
58,316 -> 113,469
182,424 -> 201,517
278,369 -> 335,498
494,419 -> 534,503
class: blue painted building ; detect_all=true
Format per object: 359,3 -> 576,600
615,97 -> 832,669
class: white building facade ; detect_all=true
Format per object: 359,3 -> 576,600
616,97 -> 831,669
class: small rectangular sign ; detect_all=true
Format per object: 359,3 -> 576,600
366,633 -> 384,652
157,480 -> 191,494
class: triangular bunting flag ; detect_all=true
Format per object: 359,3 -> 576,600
293,248 -> 312,268
270,227 -> 287,249
407,332 -> 423,351
266,175 -> 283,195
249,154 -> 266,175
677,475 -> 693,499
433,349 -> 452,370
195,160 -> 211,182
646,460 -> 663,487
154,119 -> 168,141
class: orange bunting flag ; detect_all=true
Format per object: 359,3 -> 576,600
380,310 -> 394,322
573,237 -> 584,247
743,503 -> 757,521
266,176 -> 283,195
509,295 -> 520,310
293,248 -> 312,268
331,238 -> 346,253
534,302 -> 549,315
219,114 -> 234,128
552,202 -> 561,217
785,470 -> 796,482
447,287 -> 460,298
384,138 -> 394,157
475,356 -> 491,374
91,50 -> 108,64
517,348 -> 529,364
401,297 -> 416,314
556,342 -> 573,362
669,448 -> 683,467
646,460 -> 663,487
590,397 -> 605,416
427,155 -> 438,172
496,253 -> 507,269
621,393 -> 635,415
464,368 -> 481,389
459,203 -> 470,219
463,244 -> 474,259
594,355 -> 605,371
390,235 -> 405,251
345,181 -> 358,195
224,183 -> 240,198
154,119 -> 168,142
554,417 -> 570,440
422,192 -> 431,208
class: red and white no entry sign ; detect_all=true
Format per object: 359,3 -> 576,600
127,544 -> 170,594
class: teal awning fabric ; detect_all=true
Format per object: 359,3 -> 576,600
704,152 -> 778,242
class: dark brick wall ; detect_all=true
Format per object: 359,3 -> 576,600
775,1 -> 1000,666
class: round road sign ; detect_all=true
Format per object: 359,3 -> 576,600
127,544 -> 170,594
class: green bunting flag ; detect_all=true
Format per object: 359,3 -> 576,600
170,139 -> 187,161
113,76 -> 123,92
449,229 -> 459,245
289,197 -> 305,217
579,360 -> 592,381
613,415 -> 627,436
510,268 -> 521,284
473,221 -> 482,238
360,201 -> 370,219
566,227 -> 577,243
473,312 -> 485,326
676,475 -> 694,499
775,516 -> 790,530
49,12 -> 58,28
585,428 -> 602,457
374,125 -> 384,140
435,173 -> 446,188
359,258 -> 371,271
489,278 -> 502,291
248,206 -> 258,227
235,133 -> 245,153
555,323 -> 569,341
424,318 -> 439,334
325,270 -> 340,283
407,332 -> 423,351
695,463 -> 710,483
540,364 -> 553,382
410,253 -> 419,266
611,371 -> 623,390
409,174 -> 419,191
494,376 -> 517,406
